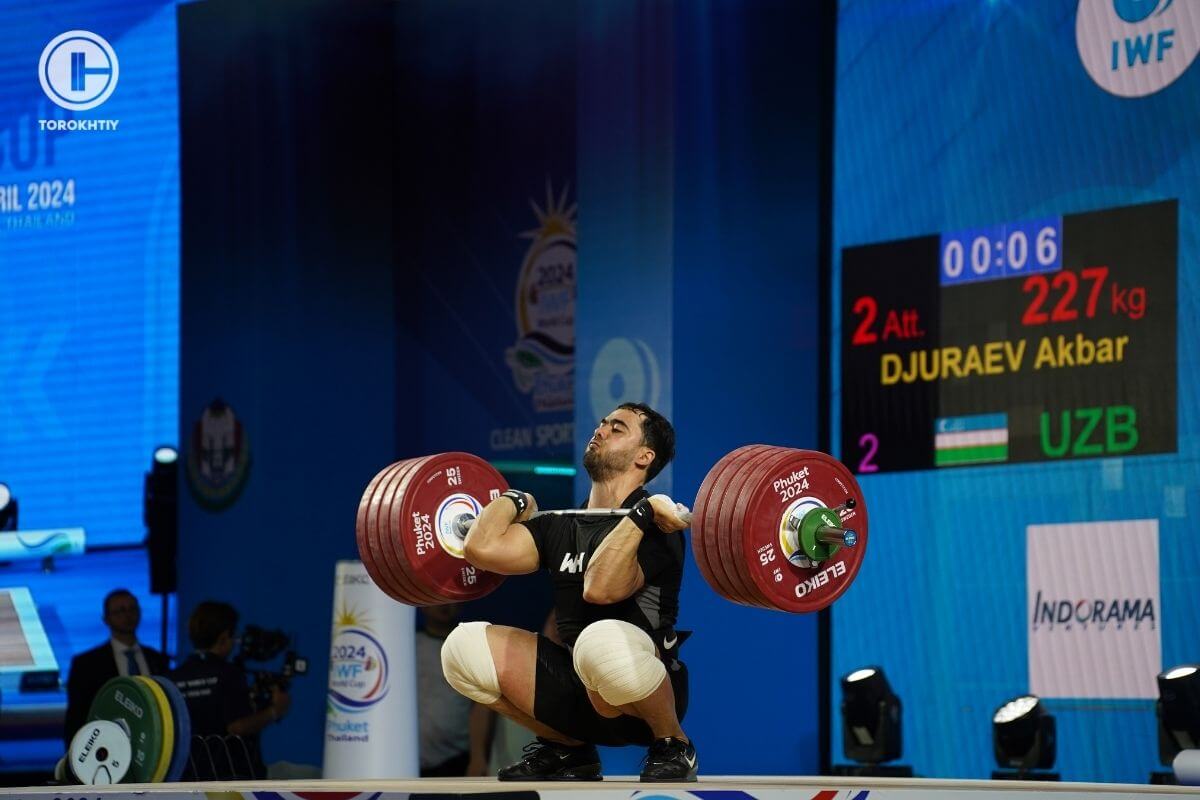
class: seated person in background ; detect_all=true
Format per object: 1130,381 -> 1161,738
171,601 -> 290,778
64,589 -> 169,747
418,603 -> 494,776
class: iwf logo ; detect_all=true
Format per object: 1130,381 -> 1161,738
39,30 -> 119,111
1076,0 -> 1200,97
588,337 -> 661,427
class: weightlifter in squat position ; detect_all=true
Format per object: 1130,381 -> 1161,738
440,402 -> 697,781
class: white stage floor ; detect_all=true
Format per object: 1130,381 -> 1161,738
7,776 -> 1199,798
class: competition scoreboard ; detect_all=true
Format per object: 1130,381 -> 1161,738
840,200 -> 1177,475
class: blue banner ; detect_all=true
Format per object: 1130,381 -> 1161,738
394,0 -> 577,464
0,0 -> 178,547
833,0 -> 1200,782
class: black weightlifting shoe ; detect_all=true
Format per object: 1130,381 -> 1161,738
497,738 -> 603,781
640,736 -> 698,782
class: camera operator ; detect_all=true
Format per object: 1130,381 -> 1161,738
171,601 -> 291,777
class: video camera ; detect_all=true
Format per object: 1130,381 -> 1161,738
234,625 -> 309,710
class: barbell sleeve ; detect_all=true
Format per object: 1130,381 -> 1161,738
816,525 -> 858,547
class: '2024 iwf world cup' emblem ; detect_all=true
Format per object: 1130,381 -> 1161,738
328,626 -> 390,713
505,182 -> 575,413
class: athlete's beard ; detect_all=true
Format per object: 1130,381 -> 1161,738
583,445 -> 632,483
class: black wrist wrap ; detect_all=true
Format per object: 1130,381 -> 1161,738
501,489 -> 528,517
629,497 -> 658,534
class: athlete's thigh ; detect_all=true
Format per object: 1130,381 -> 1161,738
485,624 -> 540,715
533,635 -> 645,746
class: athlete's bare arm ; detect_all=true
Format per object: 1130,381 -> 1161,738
583,495 -> 689,604
463,492 -> 541,575
582,518 -> 646,604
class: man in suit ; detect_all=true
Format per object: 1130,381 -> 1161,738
64,589 -> 169,747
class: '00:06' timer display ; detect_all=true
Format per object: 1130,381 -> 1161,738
840,200 -> 1177,475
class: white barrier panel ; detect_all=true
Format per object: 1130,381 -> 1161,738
0,587 -> 59,674
322,560 -> 417,778
7,779 -> 1200,798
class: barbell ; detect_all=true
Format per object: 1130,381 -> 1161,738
355,446 -> 867,613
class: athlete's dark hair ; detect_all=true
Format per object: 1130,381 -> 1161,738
618,402 -> 676,482
188,601 -> 239,650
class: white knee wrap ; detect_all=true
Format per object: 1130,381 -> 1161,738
440,621 -> 500,704
572,619 -> 666,707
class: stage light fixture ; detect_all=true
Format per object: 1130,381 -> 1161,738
0,482 -> 17,531
841,666 -> 902,765
1157,664 -> 1200,765
992,694 -> 1056,777
144,446 -> 179,595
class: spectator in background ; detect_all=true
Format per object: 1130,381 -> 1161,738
171,601 -> 290,778
64,589 -> 169,747
418,604 -> 493,776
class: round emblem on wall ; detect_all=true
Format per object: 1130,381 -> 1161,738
186,398 -> 251,510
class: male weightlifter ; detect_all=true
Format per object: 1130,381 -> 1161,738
440,402 -> 697,782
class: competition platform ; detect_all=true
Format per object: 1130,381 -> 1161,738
8,776 -> 1200,800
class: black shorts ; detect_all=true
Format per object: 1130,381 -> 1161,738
531,634 -> 689,747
